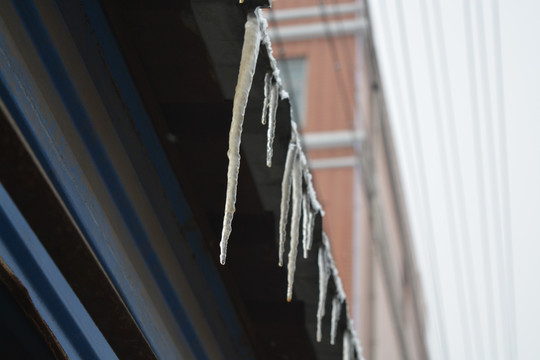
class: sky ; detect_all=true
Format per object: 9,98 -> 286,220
369,0 -> 540,359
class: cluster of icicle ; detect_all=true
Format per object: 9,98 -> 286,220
219,7 -> 364,360
278,122 -> 323,300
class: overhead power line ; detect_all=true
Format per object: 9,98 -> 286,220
462,1 -> 500,358
431,0 -> 488,358
371,1 -> 517,359
491,0 -> 518,357
417,0 -> 476,358
329,0 -> 358,95
362,2 -> 430,358
475,1 -> 511,358
318,0 -> 357,126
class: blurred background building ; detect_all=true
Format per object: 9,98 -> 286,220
266,1 -> 429,359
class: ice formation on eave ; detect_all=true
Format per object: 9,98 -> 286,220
278,137 -> 297,267
261,71 -> 271,125
301,193 -> 310,258
220,10 -> 262,265
317,241 -> 331,342
330,261 -> 346,345
331,296 -> 342,345
220,7 -> 364,359
266,79 -> 279,167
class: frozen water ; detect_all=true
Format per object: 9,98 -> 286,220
287,153 -> 303,301
220,11 -> 262,265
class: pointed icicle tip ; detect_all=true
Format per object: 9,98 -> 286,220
286,153 -> 302,301
278,140 -> 297,266
266,81 -> 279,167
219,11 -> 261,265
302,193 -> 310,258
316,245 -> 330,342
330,296 -> 342,345
261,72 -> 272,125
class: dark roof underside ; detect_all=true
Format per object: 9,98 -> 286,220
100,0 -> 353,358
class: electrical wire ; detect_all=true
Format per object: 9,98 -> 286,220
462,1 -> 499,358
317,0 -> 356,126
475,1 -> 510,358
370,2 -> 444,357
361,3 -> 431,358
417,0 -> 476,358
372,1 -> 518,359
328,0 -> 358,93
491,0 -> 518,357
390,1 -> 450,359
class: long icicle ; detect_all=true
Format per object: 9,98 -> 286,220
261,71 -> 272,125
330,296 -> 342,345
220,11 -> 261,265
287,153 -> 302,301
278,136 -> 297,266
266,81 -> 279,167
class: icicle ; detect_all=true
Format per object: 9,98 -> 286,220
278,136 -> 297,266
261,71 -> 272,125
266,81 -> 279,167
330,296 -> 342,345
346,319 -> 364,360
260,15 -> 282,89
220,11 -> 262,265
343,329 -> 351,360
330,251 -> 347,302
317,246 -> 331,342
302,193 -> 310,258
303,155 -> 318,253
306,210 -> 316,251
287,153 -> 302,302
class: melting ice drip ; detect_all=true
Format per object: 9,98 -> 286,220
220,8 -> 364,360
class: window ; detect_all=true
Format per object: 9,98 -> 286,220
277,57 -> 308,127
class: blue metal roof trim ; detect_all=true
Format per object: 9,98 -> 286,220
53,0 -> 255,358
0,183 -> 118,360
0,44 -> 181,360
0,3 -> 203,359
1,0 -> 257,358
9,1 -> 210,358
